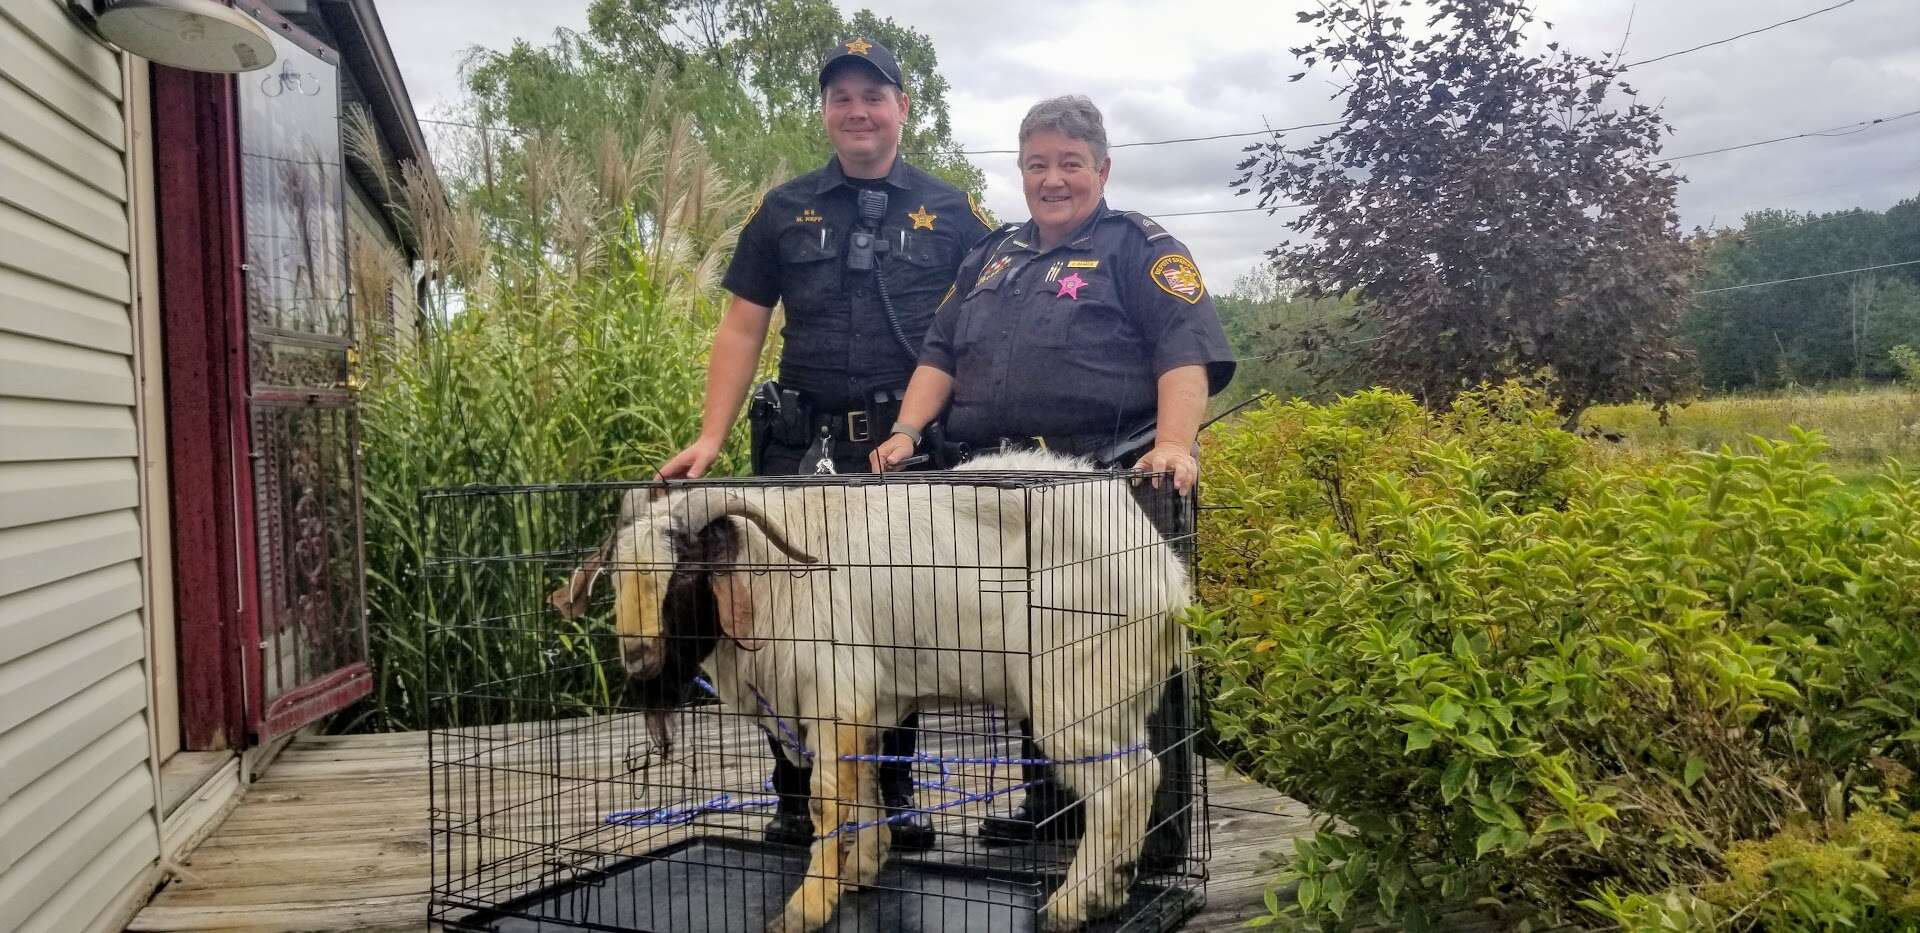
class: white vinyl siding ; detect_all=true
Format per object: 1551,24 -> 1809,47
0,3 -> 160,933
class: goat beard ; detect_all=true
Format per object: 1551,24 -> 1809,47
622,674 -> 698,767
621,569 -> 726,766
645,708 -> 674,762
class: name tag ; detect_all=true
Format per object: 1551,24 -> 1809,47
1066,259 -> 1100,269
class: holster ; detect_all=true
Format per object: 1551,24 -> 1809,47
746,380 -> 809,474
924,422 -> 968,469
1092,418 -> 1160,469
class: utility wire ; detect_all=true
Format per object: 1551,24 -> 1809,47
1155,203 -> 1307,218
421,116 -> 525,136
419,5 -> 1870,157
1625,0 -> 1859,68
1663,108 -> 1920,161
915,120 -> 1342,158
1692,258 -> 1920,295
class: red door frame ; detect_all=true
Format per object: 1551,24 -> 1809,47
152,6 -> 376,748
151,65 -> 261,751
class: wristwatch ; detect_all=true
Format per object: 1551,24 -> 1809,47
889,422 -> 922,447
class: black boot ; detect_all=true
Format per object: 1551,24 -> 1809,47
979,721 -> 1084,846
1138,667 -> 1194,875
763,734 -> 814,847
880,715 -> 934,851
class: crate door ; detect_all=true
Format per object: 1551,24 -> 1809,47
237,27 -> 371,740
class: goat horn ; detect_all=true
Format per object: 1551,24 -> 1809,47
673,490 -> 818,564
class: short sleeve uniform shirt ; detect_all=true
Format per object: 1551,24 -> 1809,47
723,156 -> 993,411
919,200 -> 1236,446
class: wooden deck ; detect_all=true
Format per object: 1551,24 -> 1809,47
129,727 -> 1314,932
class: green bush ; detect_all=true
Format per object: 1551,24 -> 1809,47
1588,804 -> 1920,932
1191,385 -> 1920,929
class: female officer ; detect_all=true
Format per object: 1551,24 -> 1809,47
871,95 -> 1234,490
870,95 -> 1235,855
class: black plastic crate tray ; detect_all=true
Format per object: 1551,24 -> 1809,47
444,835 -> 1200,933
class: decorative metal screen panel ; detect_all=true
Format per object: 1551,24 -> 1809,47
238,23 -> 370,737
249,403 -> 367,716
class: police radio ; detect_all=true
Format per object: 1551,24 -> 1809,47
846,188 -> 919,361
846,189 -> 890,271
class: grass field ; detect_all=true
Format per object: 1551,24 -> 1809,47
1586,384 -> 1920,480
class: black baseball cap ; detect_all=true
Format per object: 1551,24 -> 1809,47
819,36 -> 904,89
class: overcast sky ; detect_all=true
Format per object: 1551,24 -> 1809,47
379,0 -> 1920,291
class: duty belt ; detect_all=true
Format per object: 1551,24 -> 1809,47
807,389 -> 908,445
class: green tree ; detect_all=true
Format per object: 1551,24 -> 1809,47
1687,200 -> 1920,390
1210,264 -> 1368,411
463,0 -> 982,197
1233,0 -> 1696,423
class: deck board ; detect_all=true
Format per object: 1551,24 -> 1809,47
130,728 -> 1316,932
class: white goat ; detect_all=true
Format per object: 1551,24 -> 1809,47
565,449 -> 1189,933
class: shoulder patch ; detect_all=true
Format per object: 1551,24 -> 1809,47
1150,253 -> 1206,304
1118,210 -> 1174,243
968,193 -> 996,229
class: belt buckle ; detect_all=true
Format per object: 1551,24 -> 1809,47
1030,435 -> 1049,451
845,410 -> 872,443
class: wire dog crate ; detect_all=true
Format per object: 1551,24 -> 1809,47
425,461 -> 1209,933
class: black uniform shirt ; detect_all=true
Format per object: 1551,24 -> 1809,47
723,155 -> 993,411
919,200 -> 1236,447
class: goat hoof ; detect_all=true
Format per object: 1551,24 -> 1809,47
1086,881 -> 1130,919
769,884 -> 834,933
843,846 -> 887,891
764,911 -> 810,933
1038,899 -> 1087,932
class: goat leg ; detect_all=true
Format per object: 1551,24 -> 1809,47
1039,747 -> 1158,932
842,729 -> 890,892
768,723 -> 867,933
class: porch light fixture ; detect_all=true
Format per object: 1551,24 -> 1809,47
76,0 -> 278,73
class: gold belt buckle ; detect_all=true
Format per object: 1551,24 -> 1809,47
1031,435 -> 1049,450
846,410 -> 872,443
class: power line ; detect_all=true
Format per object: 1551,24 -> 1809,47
1154,203 -> 1307,219
1692,258 -> 1920,295
1219,261 -> 1918,316
421,116 -> 525,136
1625,0 -> 1859,68
419,4 -> 1871,162
919,120 -> 1342,158
1238,333 -> 1388,364
1663,107 -> 1920,161
424,115 -> 1351,156
424,102 -> 1920,175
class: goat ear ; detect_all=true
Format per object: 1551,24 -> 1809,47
710,573 -> 762,650
549,531 -> 614,619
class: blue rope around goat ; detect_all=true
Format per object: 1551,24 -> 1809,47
605,792 -> 782,828
633,675 -> 1150,839
841,744 -> 1148,768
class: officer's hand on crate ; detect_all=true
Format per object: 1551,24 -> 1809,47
658,437 -> 722,480
1136,443 -> 1197,494
870,432 -> 916,473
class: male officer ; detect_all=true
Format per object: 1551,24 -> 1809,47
657,37 -> 992,851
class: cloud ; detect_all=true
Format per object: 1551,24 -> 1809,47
382,0 -> 1920,287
